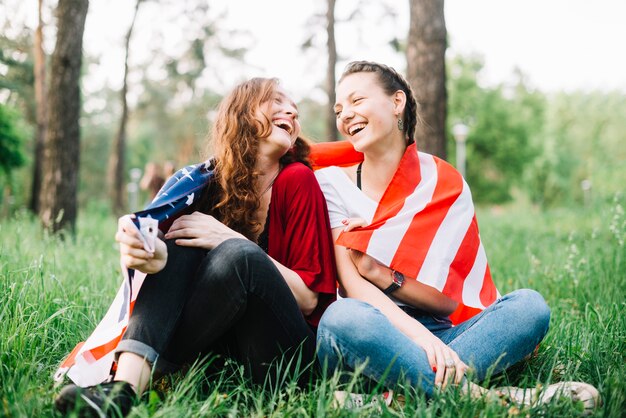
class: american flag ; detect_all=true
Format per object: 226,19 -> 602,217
54,162 -> 214,387
310,142 -> 500,325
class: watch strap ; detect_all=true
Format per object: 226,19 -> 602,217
383,282 -> 400,295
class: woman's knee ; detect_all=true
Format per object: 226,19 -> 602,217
317,299 -> 385,366
507,288 -> 551,331
208,238 -> 266,271
318,299 -> 384,340
214,238 -> 263,261
197,238 -> 276,293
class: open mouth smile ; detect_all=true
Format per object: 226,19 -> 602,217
273,119 -> 294,135
348,123 -> 366,136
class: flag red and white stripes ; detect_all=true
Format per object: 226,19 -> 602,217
311,142 -> 500,324
54,163 -> 213,387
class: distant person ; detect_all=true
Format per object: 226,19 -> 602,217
163,160 -> 176,179
139,162 -> 165,200
55,78 -> 337,416
313,61 -> 600,411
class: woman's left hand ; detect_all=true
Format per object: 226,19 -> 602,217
164,211 -> 245,250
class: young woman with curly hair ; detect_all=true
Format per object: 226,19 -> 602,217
55,78 -> 337,416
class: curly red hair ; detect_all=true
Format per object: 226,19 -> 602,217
205,77 -> 311,241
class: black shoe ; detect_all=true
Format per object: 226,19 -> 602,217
54,381 -> 136,417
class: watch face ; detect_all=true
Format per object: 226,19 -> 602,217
393,270 -> 405,286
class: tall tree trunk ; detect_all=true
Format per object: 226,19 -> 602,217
39,0 -> 89,233
108,0 -> 141,216
406,0 -> 447,160
325,0 -> 338,141
30,0 -> 47,214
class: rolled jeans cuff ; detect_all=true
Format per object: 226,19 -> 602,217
115,339 -> 180,376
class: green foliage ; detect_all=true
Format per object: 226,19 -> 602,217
2,4 -> 624,214
68,1 -> 247,210
298,98 -> 327,142
525,91 -> 626,207
0,103 -> 27,177
1,197 -> 625,416
0,18 -> 37,211
447,55 -> 626,208
79,113 -> 116,205
0,25 -> 36,124
0,19 -> 34,210
448,55 -> 544,203
131,85 -> 222,167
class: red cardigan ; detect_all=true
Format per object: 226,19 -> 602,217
161,162 -> 338,327
266,162 -> 337,327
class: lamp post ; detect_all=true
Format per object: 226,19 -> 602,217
581,179 -> 592,207
453,123 -> 469,178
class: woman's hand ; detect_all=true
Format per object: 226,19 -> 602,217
164,211 -> 245,250
412,330 -> 469,390
343,218 -> 386,283
116,216 -> 168,274
341,217 -> 368,232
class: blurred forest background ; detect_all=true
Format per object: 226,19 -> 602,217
1,0 -> 625,232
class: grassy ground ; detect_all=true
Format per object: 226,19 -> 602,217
1,195 -> 624,417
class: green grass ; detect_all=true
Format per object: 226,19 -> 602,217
1,195 -> 624,417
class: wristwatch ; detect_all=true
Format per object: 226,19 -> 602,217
383,270 -> 405,295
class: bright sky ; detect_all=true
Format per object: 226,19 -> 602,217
8,0 -> 626,101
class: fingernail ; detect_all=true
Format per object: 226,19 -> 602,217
432,366 -> 437,372
341,219 -> 348,224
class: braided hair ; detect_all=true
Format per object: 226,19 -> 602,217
339,61 -> 420,145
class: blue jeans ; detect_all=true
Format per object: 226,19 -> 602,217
316,289 -> 550,397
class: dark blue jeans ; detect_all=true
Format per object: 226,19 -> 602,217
116,238 -> 316,385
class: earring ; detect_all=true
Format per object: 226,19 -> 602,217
397,117 -> 404,131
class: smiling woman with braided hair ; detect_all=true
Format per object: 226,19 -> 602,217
313,61 -> 599,411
